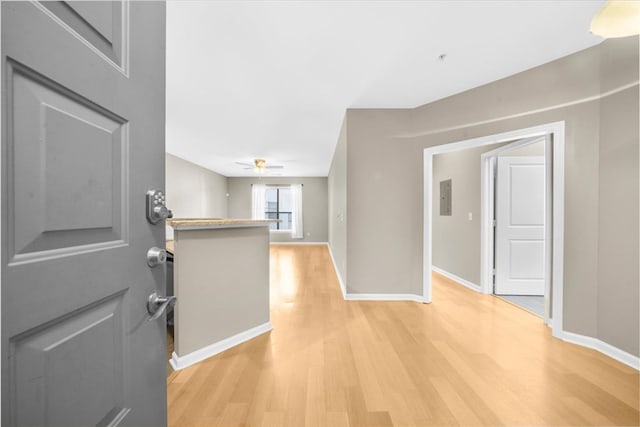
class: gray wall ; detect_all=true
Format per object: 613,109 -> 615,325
597,56 -> 639,355
227,177 -> 328,243
173,226 -> 270,357
432,143 -> 503,284
328,119 -> 348,286
337,37 -> 639,356
165,153 -> 228,238
502,140 -> 545,157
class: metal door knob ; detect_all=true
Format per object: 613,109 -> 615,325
147,247 -> 167,267
147,292 -> 176,321
152,205 -> 173,222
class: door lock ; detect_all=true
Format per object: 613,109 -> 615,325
147,292 -> 176,321
146,189 -> 173,224
147,247 -> 167,267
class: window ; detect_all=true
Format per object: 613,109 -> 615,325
265,187 -> 292,231
252,183 -> 303,238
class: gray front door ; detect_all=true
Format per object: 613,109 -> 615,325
2,2 -> 167,426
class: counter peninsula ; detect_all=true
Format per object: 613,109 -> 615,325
166,218 -> 274,370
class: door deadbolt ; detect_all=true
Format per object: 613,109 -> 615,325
147,247 -> 167,267
146,189 -> 173,224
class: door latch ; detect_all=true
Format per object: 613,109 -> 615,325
147,292 -> 176,321
146,189 -> 173,224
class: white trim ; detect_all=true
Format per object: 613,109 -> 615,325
327,238 -> 423,303
558,331 -> 640,371
327,244 -> 346,297
543,134 -> 553,323
169,322 -> 272,370
424,121 -> 565,336
432,266 -> 481,292
0,4 -> 3,421
479,138 -> 547,296
551,130 -> 565,338
480,155 -> 496,295
423,150 -> 433,303
344,293 -> 426,303
270,241 -> 329,245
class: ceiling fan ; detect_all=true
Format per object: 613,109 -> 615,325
236,158 -> 284,173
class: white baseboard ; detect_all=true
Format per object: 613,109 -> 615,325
558,330 -> 640,371
270,241 -> 329,245
327,244 -> 424,302
432,266 -> 481,292
170,322 -> 273,371
344,293 -> 426,303
327,244 -> 346,298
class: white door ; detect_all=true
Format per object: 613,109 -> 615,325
495,156 -> 545,295
2,2 -> 168,426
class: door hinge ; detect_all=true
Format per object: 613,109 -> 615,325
492,219 -> 497,227
492,269 -> 496,276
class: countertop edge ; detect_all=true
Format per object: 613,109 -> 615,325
166,218 -> 277,230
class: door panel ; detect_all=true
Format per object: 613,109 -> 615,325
509,240 -> 545,279
509,165 -> 545,226
2,2 -> 167,426
12,292 -> 127,427
40,1 -> 126,69
9,62 -> 126,259
495,156 -> 545,295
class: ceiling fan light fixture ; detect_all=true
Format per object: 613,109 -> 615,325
254,158 -> 266,172
590,0 -> 640,38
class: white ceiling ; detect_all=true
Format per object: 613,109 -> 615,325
166,0 -> 604,177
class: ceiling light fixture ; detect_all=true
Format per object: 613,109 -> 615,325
254,158 -> 266,173
590,0 -> 640,38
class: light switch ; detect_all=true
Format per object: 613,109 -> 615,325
468,212 -> 473,221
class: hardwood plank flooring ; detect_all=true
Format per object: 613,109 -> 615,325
167,244 -> 639,426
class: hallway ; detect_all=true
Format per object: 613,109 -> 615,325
167,245 -> 639,426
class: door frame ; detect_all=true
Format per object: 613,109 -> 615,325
1,5 -> 4,422
480,136 -> 551,323
423,121 -> 565,337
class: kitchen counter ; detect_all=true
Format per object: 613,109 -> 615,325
167,218 -> 275,370
166,218 -> 275,230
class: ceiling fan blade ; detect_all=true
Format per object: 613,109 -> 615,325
265,165 -> 284,169
235,161 -> 253,167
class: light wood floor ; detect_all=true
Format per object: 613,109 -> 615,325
167,244 -> 640,427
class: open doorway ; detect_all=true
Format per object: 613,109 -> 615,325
481,136 -> 550,321
423,122 -> 565,337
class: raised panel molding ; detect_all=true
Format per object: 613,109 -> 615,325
509,164 -> 545,226
66,1 -> 115,42
37,1 -> 129,72
44,104 -> 115,231
7,61 -> 129,265
509,240 -> 545,279
9,292 -> 129,426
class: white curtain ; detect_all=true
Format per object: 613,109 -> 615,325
291,184 -> 303,239
251,184 -> 266,219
